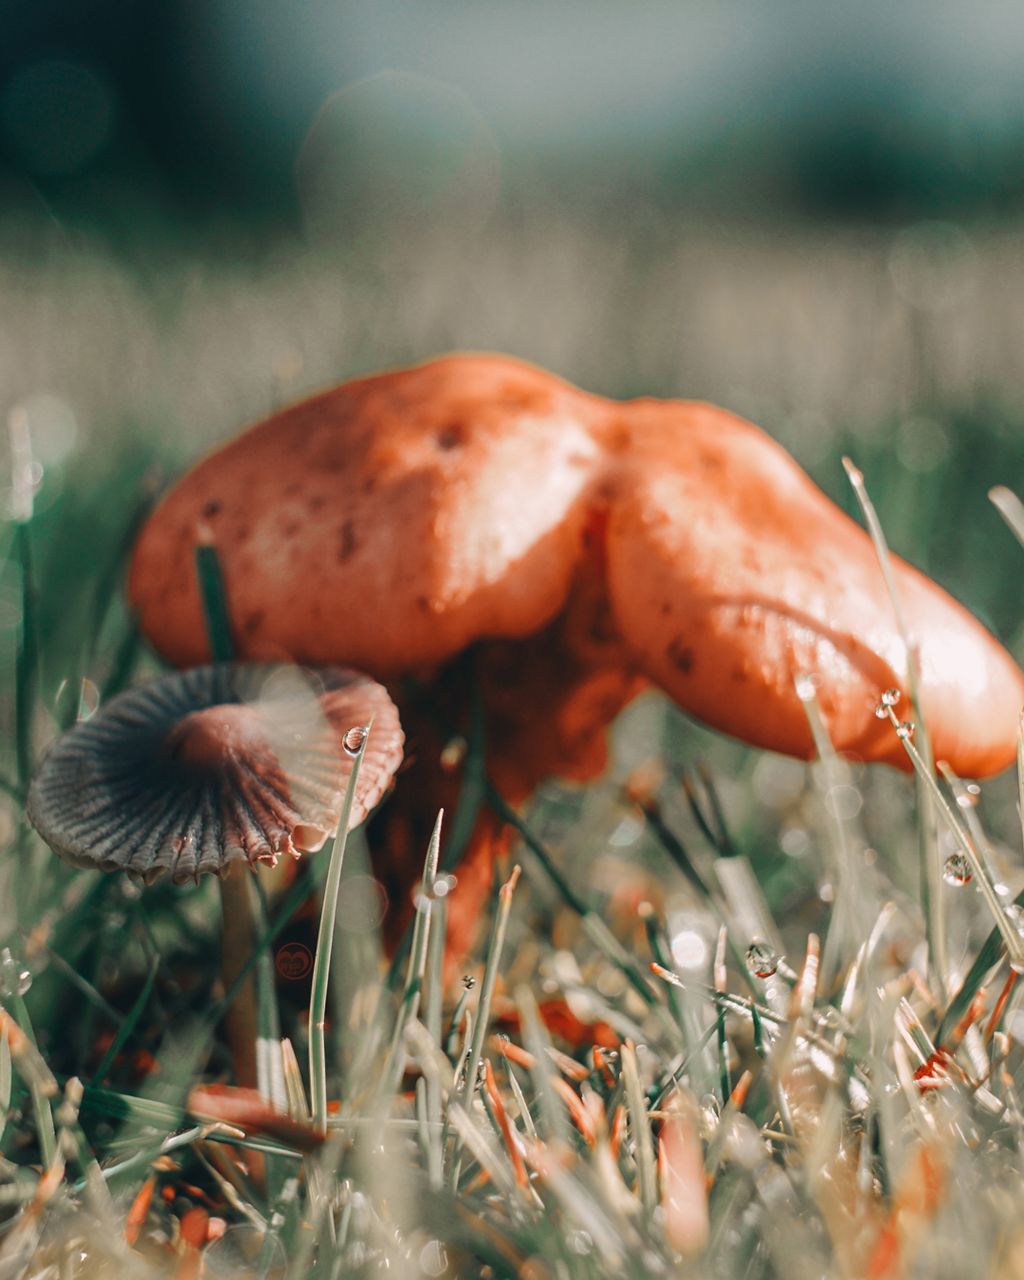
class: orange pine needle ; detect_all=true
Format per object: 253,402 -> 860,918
124,1174 -> 157,1247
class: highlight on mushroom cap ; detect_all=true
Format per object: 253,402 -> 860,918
27,663 -> 404,884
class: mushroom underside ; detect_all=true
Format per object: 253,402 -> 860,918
27,664 -> 404,884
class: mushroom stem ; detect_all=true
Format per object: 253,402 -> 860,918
218,867 -> 259,1088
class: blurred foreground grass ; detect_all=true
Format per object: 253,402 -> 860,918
1,215 -> 1024,1275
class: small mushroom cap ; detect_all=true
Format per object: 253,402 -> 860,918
604,403 -> 1024,775
27,664 -> 403,884
128,354 -> 604,674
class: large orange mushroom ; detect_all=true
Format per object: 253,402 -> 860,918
127,354 -> 1024,945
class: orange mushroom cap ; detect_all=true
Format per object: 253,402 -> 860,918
601,401 -> 1024,777
128,353 -> 1024,782
130,356 -> 603,675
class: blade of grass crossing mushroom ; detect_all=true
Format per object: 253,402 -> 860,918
989,485 -> 1024,549
447,864 -> 521,1189
880,703 -> 1024,972
308,724 -> 369,1133
439,677 -> 486,874
843,457 -> 944,992
194,541 -> 234,662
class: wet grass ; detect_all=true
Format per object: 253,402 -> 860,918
2,275 -> 1024,1273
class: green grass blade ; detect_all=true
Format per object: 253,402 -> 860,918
380,810 -> 444,1102
621,1040 -> 657,1219
843,457 -> 943,993
89,955 -> 158,1084
308,726 -> 369,1132
194,541 -> 234,662
13,522 -> 38,792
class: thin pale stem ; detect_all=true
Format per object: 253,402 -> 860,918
219,869 -> 259,1089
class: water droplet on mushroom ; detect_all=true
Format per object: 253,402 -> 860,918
896,721 -> 915,741
343,724 -> 368,755
942,853 -> 972,886
745,940 -> 780,978
882,688 -> 901,707
0,947 -> 31,997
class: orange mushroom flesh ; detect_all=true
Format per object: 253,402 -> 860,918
127,354 -> 1024,948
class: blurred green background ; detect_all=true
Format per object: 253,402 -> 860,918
1,0 -> 1023,784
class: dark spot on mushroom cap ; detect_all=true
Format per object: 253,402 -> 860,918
243,609 -> 266,636
282,521 -> 300,538
202,499 -> 222,518
436,423 -> 465,451
27,664 -> 404,886
338,519 -> 358,563
667,640 -> 696,675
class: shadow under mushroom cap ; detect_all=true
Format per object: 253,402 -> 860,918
27,664 -> 404,885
